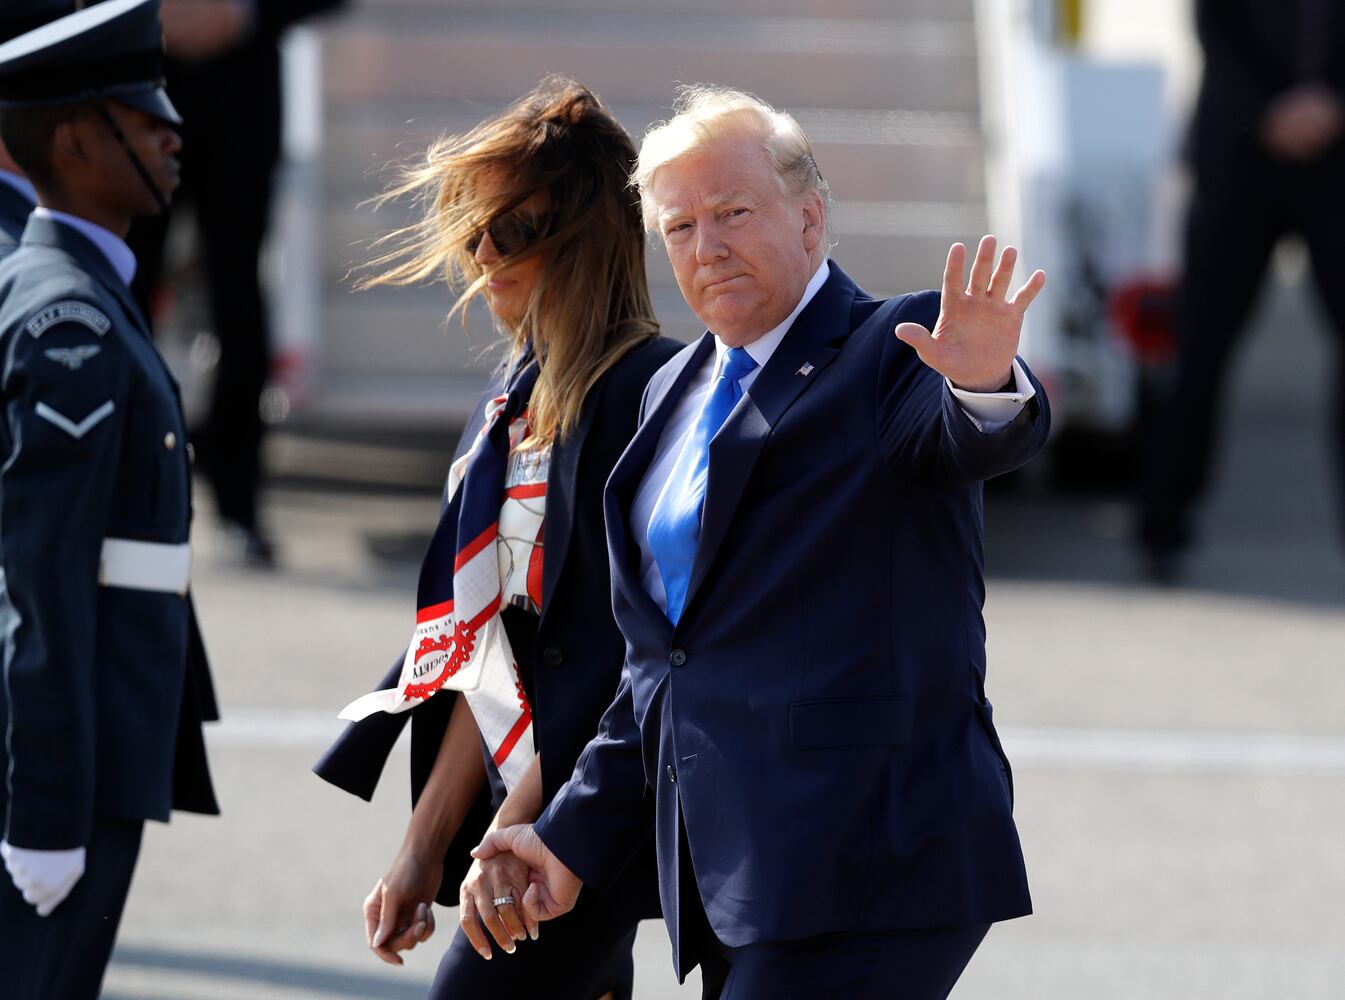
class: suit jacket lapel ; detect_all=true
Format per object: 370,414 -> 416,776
604,334 -> 716,624
683,264 -> 859,616
539,379 -> 600,610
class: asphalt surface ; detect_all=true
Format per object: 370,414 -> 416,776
99,270 -> 1345,999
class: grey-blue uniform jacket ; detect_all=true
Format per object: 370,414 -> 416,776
0,179 -> 29,255
0,214 -> 218,851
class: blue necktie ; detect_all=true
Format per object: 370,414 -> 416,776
648,346 -> 758,624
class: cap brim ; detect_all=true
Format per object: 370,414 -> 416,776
115,85 -> 179,126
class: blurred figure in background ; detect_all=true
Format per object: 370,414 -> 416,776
0,2 -> 219,997
0,2 -> 70,252
1140,0 -> 1345,579
315,78 -> 677,999
128,0 -> 346,565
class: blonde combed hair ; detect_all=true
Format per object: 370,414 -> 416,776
633,84 -> 833,244
360,76 -> 659,445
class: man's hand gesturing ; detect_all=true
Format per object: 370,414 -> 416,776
895,235 -> 1046,393
472,824 -> 582,926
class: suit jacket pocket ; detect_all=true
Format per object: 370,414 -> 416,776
789,698 -> 913,749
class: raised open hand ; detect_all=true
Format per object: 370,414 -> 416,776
895,235 -> 1046,392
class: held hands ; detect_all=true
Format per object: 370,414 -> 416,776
363,847 -> 441,966
471,824 -> 582,927
1,840 -> 86,917
895,235 -> 1046,393
457,849 -> 539,960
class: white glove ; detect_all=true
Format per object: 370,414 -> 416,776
1,839 -> 86,917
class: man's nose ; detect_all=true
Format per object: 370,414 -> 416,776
694,222 -> 728,264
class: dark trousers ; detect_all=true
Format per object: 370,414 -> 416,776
0,819 -> 144,1000
428,889 -> 639,1000
703,925 -> 990,1000
1142,137 -> 1345,552
680,818 -> 988,1000
130,49 -> 282,532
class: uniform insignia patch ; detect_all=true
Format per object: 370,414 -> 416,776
34,400 -> 116,439
25,301 -> 112,339
43,345 -> 102,370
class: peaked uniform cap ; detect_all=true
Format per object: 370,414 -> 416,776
0,0 -> 179,125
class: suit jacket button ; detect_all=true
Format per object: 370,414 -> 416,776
669,649 -> 687,667
163,431 -> 177,449
666,764 -> 677,783
541,646 -> 563,667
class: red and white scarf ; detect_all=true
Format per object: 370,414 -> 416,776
339,361 -> 544,790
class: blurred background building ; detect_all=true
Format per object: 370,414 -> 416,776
155,0 -> 1207,483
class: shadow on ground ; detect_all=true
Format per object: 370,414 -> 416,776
107,945 -> 429,999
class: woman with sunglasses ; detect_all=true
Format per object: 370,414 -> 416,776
315,77 -> 679,999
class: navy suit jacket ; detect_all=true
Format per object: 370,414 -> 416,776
0,216 -> 218,849
315,335 -> 680,909
533,262 -> 1050,978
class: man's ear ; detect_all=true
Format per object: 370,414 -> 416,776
51,113 -> 94,171
801,191 -> 825,252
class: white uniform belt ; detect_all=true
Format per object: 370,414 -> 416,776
99,538 -> 192,595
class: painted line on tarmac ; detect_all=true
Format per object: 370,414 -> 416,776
1000,726 -> 1345,775
207,708 -> 408,752
209,709 -> 1345,775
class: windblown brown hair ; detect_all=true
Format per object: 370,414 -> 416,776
360,76 -> 659,445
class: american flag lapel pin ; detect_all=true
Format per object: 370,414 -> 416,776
796,362 -> 815,377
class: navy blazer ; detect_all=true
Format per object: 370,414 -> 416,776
315,334 -> 680,907
0,215 -> 219,849
533,263 -> 1050,978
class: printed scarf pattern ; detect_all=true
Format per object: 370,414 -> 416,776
339,360 -> 540,790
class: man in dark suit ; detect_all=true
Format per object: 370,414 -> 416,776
0,2 -> 70,253
0,3 -> 219,997
127,0 -> 346,564
474,86 -> 1050,999
1141,0 -> 1345,576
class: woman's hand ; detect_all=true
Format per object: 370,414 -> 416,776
458,849 -> 540,959
364,848 -> 443,966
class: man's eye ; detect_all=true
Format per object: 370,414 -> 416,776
726,208 -> 749,218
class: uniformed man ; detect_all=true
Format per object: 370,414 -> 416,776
0,2 -> 219,997
0,2 -> 69,253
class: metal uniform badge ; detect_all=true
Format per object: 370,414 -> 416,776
44,345 -> 102,370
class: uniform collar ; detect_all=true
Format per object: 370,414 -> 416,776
31,206 -> 137,287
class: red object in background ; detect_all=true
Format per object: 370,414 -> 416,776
1109,277 -> 1178,366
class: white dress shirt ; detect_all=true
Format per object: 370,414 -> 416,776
32,206 -> 137,287
631,258 -> 1034,614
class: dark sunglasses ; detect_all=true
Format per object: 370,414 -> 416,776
466,212 -> 548,257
